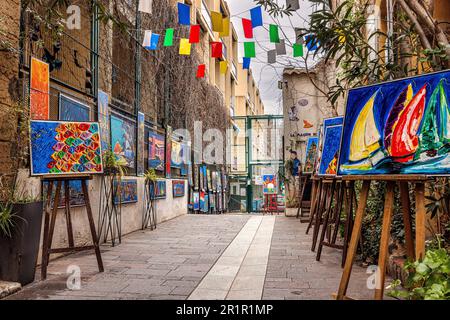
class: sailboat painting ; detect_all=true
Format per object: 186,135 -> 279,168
318,117 -> 344,176
338,70 -> 450,175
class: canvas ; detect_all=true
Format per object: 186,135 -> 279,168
193,191 -> 200,210
263,174 -> 276,194
303,136 -> 318,173
209,192 -> 215,210
30,57 -> 49,120
30,121 -> 103,176
193,165 -> 199,189
98,90 -> 110,151
43,180 -> 86,208
114,179 -> 138,205
317,117 -> 344,176
315,125 -> 324,174
200,191 -> 208,212
148,131 -> 165,171
207,168 -> 212,191
137,112 -> 145,176
59,94 -> 90,122
171,140 -> 182,168
338,70 -> 450,175
166,126 -> 172,177
172,180 -> 185,198
200,165 -> 207,190
111,114 -> 136,168
150,180 -> 167,200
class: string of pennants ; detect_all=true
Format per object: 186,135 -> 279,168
139,0 -> 318,78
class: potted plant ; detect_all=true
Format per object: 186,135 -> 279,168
0,178 -> 43,285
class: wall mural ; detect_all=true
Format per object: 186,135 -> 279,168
338,71 -> 450,175
30,121 -> 103,176
111,114 -> 136,168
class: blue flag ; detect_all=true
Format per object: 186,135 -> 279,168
149,33 -> 160,50
178,3 -> 191,26
250,6 -> 263,28
243,57 -> 251,70
305,34 -> 319,51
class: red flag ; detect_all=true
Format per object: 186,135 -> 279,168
211,42 -> 223,58
196,64 -> 206,78
242,18 -> 253,38
189,25 -> 201,43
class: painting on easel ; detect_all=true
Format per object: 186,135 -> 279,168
338,70 -> 450,175
318,117 -> 344,176
303,136 -> 318,174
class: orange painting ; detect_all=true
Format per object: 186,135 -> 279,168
30,57 -> 50,120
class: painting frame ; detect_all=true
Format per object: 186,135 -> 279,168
113,179 -> 138,205
110,113 -> 136,169
58,93 -> 90,122
172,180 -> 186,198
318,123 -> 344,177
30,57 -> 50,121
303,136 -> 319,174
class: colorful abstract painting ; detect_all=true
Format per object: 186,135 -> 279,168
150,179 -> 167,200
303,136 -> 318,174
172,180 -> 185,198
98,90 -> 110,151
317,117 -> 344,176
200,191 -> 209,212
263,174 -> 277,194
30,121 -> 103,176
42,180 -> 86,208
59,94 -> 90,122
113,179 -> 138,205
338,71 -> 450,175
137,112 -> 145,176
30,57 -> 49,120
148,131 -> 165,171
111,115 -> 136,168
193,165 -> 199,189
193,191 -> 200,210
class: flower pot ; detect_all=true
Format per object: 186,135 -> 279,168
0,201 -> 43,285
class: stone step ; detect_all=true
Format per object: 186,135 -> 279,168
0,281 -> 21,299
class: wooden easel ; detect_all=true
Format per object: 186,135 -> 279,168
296,173 -> 311,221
336,175 -> 428,300
41,175 -> 104,280
98,174 -> 122,246
143,180 -> 157,230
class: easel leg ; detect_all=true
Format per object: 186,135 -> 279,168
337,180 -> 370,300
316,180 -> 336,261
307,180 -> 321,234
41,181 -> 53,280
332,182 -> 345,245
81,179 -> 104,273
311,182 -> 328,252
399,182 -> 415,261
341,181 -> 353,268
375,181 -> 395,300
64,181 -> 75,248
415,182 -> 426,260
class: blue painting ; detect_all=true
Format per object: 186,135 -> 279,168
149,179 -> 167,200
111,115 -> 136,168
114,179 -> 138,205
303,136 -> 318,173
200,165 -> 207,190
98,90 -> 110,151
338,70 -> 450,175
59,94 -> 90,122
318,122 -> 343,176
193,191 -> 200,210
200,191 -> 208,212
172,180 -> 185,198
43,180 -> 86,208
30,121 -> 103,176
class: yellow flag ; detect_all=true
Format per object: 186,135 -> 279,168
211,11 -> 223,32
220,60 -> 228,74
219,18 -> 230,37
179,38 -> 191,55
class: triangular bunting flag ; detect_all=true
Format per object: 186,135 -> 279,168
211,42 -> 223,58
211,11 -> 223,32
164,28 -> 174,46
179,38 -> 191,55
178,3 -> 191,26
220,61 -> 228,74
243,57 -> 251,70
305,34 -> 319,51
286,0 -> 300,11
197,64 -> 206,78
189,25 -> 201,43
269,24 -> 280,43
250,6 -> 263,28
268,50 -> 277,64
138,0 -> 153,14
276,39 -> 286,55
149,33 -> 160,50
242,18 -> 253,39
293,43 -> 303,57
219,18 -> 230,37
244,42 -> 256,58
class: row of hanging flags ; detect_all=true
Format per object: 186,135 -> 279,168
139,0 -> 317,78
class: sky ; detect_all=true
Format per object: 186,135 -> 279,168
227,0 -> 316,114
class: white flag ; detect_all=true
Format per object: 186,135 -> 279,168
138,0 -> 153,14
286,0 -> 300,11
143,30 -> 152,48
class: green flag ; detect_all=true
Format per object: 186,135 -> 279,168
164,28 -> 174,46
293,44 -> 303,57
244,42 -> 256,58
269,24 -> 280,43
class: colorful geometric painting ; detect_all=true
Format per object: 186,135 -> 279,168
98,90 -> 110,151
42,180 -> 86,208
111,114 -> 136,168
172,180 -> 185,198
263,174 -> 277,194
30,121 -> 103,176
30,57 -> 49,120
338,71 -> 450,175
303,136 -> 318,173
59,94 -> 90,121
318,117 -> 344,176
137,112 -> 145,176
150,179 -> 167,200
113,179 -> 138,205
148,131 -> 165,171
193,191 -> 200,210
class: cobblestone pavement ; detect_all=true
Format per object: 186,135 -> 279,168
6,214 -> 381,300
